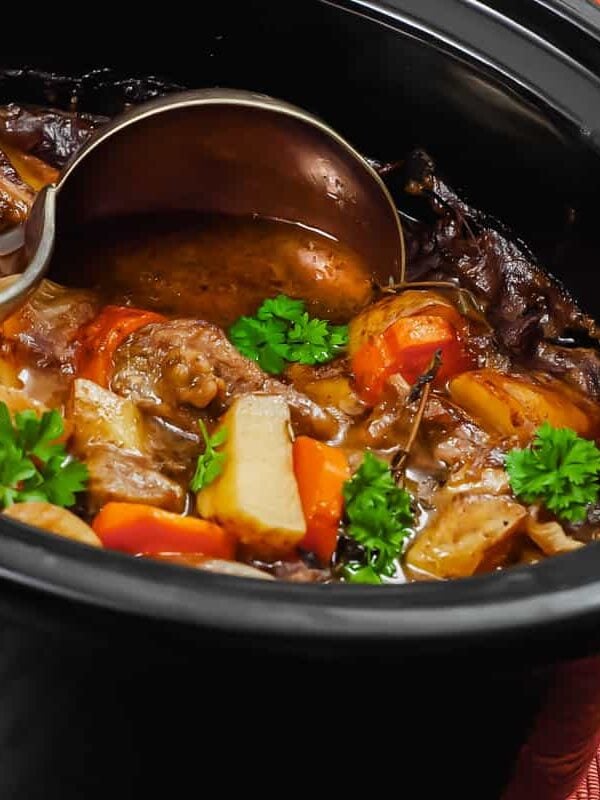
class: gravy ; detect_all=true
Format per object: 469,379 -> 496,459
53,213 -> 374,327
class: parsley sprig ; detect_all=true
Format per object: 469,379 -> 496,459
229,294 -> 348,375
190,420 -> 228,492
341,452 -> 414,584
506,422 -> 600,523
0,403 -> 88,509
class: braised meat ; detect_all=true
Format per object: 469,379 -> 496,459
0,146 -> 33,231
111,319 -> 341,440
84,446 -> 185,514
1,279 -> 99,370
0,104 -> 103,168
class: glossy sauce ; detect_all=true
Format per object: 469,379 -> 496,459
52,213 -> 375,327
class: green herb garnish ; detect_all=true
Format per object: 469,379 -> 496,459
0,403 -> 88,509
341,563 -> 382,585
505,422 -> 600,523
342,452 -> 414,583
229,294 -> 348,374
190,420 -> 228,492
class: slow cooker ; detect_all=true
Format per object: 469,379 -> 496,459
2,1 -> 600,797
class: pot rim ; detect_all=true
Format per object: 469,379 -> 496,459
2,515 -> 600,644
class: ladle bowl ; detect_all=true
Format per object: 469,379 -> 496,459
0,89 -> 405,320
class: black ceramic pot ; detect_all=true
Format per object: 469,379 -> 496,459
2,1 -> 600,798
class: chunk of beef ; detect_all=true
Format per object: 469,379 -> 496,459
111,319 -> 341,440
0,147 -> 33,231
0,104 -> 103,168
532,342 -> 600,399
142,416 -> 201,479
407,219 -> 600,355
67,378 -> 188,513
362,373 -> 411,449
85,445 -> 185,515
271,561 -> 330,583
1,279 -> 99,370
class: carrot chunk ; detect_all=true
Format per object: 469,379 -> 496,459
92,502 -> 235,558
293,436 -> 349,564
352,313 -> 469,404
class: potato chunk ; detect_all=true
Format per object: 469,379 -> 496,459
68,378 -> 144,453
197,394 -> 306,559
4,502 -> 101,547
405,494 -> 527,579
286,363 -> 364,416
449,369 -> 598,443
348,290 -> 456,355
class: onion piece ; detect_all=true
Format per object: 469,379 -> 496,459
524,511 -> 583,556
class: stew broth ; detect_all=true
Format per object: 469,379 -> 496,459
52,213 -> 374,326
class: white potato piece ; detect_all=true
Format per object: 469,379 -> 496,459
4,502 -> 101,547
405,494 -> 527,579
197,394 -> 306,559
68,378 -> 144,453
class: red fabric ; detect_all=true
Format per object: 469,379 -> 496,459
503,657 -> 600,800
504,660 -> 600,800
568,753 -> 600,800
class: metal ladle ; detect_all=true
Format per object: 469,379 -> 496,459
0,89 -> 405,319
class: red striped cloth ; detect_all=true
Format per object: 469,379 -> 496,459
569,753 -> 600,800
503,657 -> 600,800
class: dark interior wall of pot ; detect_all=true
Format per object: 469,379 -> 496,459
2,0 -> 600,317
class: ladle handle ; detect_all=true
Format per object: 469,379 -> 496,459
0,185 -> 56,321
